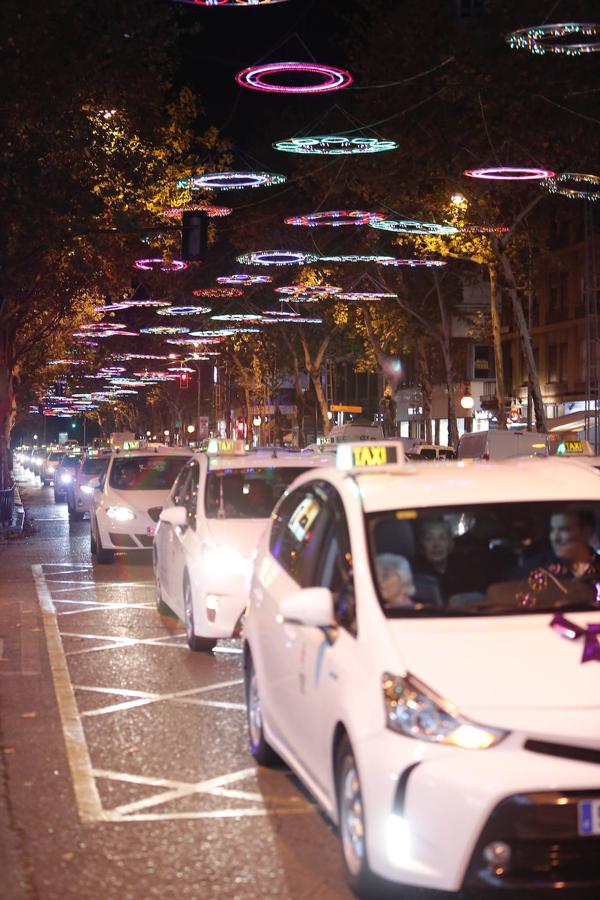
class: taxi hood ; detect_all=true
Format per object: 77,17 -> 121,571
387,611 -> 600,720
105,488 -> 171,513
205,517 -> 267,559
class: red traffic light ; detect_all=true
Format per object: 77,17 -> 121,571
179,371 -> 189,389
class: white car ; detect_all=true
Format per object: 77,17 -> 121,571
153,439 -> 332,652
90,446 -> 191,564
244,441 -> 600,896
66,452 -> 110,521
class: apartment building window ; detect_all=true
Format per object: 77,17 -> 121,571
547,342 -> 568,384
548,271 -> 568,322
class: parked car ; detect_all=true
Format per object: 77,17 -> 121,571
53,454 -> 82,502
244,442 -> 600,897
90,445 -> 192,563
41,450 -> 65,486
457,429 -> 549,460
154,439 -> 331,651
65,453 -> 110,520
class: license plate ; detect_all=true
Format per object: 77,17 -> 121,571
578,799 -> 600,835
146,525 -> 156,537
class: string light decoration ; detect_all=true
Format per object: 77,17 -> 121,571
262,309 -> 301,318
319,255 -> 446,267
506,22 -> 600,56
140,326 -> 192,335
237,251 -> 319,266
337,291 -> 398,301
162,204 -> 232,218
464,167 -> 555,181
544,171 -> 600,201
262,316 -> 323,324
273,135 -> 398,155
95,299 -> 172,312
461,224 -> 510,234
216,274 -> 272,285
48,359 -> 87,366
175,0 -> 290,6
157,305 -> 212,316
236,62 -> 353,94
177,172 -> 286,191
166,336 -> 228,345
74,329 -> 139,337
370,219 -> 458,235
211,313 -> 263,322
81,323 -> 128,332
112,353 -> 178,361
276,284 -> 341,297
133,258 -> 188,272
285,210 -> 385,227
187,331 -> 233,339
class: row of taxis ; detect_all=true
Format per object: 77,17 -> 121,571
79,435 -> 600,896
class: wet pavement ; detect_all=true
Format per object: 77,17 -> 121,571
0,468 -> 352,900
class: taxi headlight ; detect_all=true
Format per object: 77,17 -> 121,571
107,506 -> 136,522
382,672 -> 508,749
80,485 -> 94,495
60,473 -> 73,484
47,465 -> 55,474
203,545 -> 252,576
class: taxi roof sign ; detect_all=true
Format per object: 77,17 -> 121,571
336,441 -> 405,472
207,438 -> 246,456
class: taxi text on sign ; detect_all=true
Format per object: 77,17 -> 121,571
352,445 -> 397,467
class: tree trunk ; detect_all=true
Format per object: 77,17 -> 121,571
416,337 -> 433,443
309,369 -> 330,437
497,252 -> 548,433
489,265 -> 507,429
433,274 -> 459,448
0,330 -> 17,488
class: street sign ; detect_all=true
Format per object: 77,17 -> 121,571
330,404 -> 363,414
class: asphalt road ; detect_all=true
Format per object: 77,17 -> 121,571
0,468 -> 353,900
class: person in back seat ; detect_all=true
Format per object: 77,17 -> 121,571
375,554 -> 416,609
414,518 -> 481,600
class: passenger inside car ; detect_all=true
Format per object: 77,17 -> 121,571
374,554 -> 415,608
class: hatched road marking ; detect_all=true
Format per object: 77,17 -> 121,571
33,563 -> 314,824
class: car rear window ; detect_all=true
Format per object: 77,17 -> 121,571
109,456 -> 189,491
205,467 -> 307,519
82,458 -> 109,476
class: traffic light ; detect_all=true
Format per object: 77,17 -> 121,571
181,210 -> 208,262
179,371 -> 189,390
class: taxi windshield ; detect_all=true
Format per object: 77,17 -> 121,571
109,456 -> 188,491
205,467 -> 307,519
367,501 -> 600,617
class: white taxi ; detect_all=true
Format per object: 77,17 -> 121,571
244,441 -> 600,896
90,445 -> 191,564
153,439 -> 331,652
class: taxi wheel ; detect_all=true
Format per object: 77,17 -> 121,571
183,581 -> 216,652
154,562 -> 170,616
336,736 -> 376,896
245,655 -> 279,767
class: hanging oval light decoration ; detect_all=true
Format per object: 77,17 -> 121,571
236,62 -> 353,94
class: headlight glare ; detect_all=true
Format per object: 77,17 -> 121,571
203,545 -> 251,576
80,485 -> 94,495
382,672 -> 507,749
60,473 -> 73,484
107,506 -> 136,522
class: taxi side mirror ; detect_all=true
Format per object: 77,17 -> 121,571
159,505 -> 188,527
280,587 -> 334,628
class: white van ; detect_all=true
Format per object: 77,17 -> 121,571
326,422 -> 384,445
457,429 -> 549,460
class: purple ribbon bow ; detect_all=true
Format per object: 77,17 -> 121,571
550,614 -> 600,664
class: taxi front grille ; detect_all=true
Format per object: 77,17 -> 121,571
147,506 -> 162,523
464,790 -> 600,891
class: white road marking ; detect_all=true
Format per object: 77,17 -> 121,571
33,564 -> 306,823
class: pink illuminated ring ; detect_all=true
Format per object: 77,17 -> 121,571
133,258 -> 188,272
464,166 -> 555,181
236,62 -> 353,94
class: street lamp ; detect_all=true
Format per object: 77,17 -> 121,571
451,193 -> 468,208
252,416 -> 262,427
187,424 -> 195,434
460,392 -> 474,410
